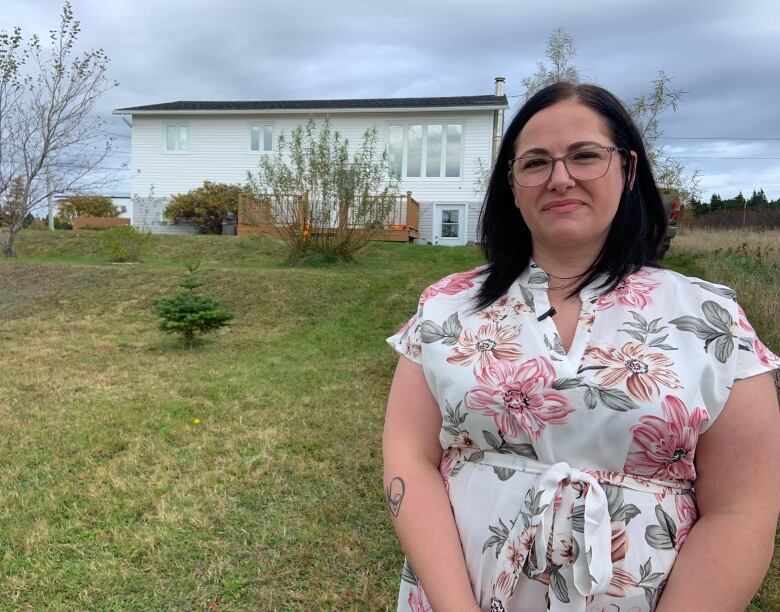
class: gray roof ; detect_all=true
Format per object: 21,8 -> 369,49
114,94 -> 508,113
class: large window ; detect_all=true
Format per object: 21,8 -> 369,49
387,123 -> 462,178
249,124 -> 274,153
165,124 -> 189,152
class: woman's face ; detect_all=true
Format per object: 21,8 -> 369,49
509,99 -> 636,254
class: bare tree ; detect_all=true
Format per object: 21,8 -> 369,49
521,27 -> 580,101
626,71 -> 701,203
0,27 -> 26,201
0,2 -> 119,256
520,28 -> 700,202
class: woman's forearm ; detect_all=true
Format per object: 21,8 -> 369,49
655,510 -> 777,611
384,456 -> 480,612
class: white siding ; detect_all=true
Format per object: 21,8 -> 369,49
111,196 -> 132,219
129,109 -> 495,241
418,200 -> 484,245
418,200 -> 434,243
468,200 -> 483,243
132,196 -> 198,234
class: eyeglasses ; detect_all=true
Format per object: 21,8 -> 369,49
508,146 -> 625,187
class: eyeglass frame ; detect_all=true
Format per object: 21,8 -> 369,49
507,145 -> 628,187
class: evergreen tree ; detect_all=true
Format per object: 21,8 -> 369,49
709,193 -> 722,211
691,197 -> 708,216
151,262 -> 234,347
747,188 -> 769,208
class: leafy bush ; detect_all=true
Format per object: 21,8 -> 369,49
54,216 -> 73,230
99,225 -> 148,262
151,262 -> 234,347
246,117 -> 400,262
164,181 -> 243,234
56,195 -> 118,227
27,217 -> 50,230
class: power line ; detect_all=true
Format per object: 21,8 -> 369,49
674,156 -> 780,160
53,162 -> 131,170
97,129 -> 131,139
660,136 -> 780,141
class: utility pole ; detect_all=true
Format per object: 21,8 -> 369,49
46,165 -> 55,230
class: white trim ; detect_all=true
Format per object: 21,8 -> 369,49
247,122 -> 275,154
162,123 -> 190,154
432,202 -> 468,246
114,104 -> 508,116
386,121 -> 464,180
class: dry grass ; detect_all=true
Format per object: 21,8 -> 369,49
0,231 -> 483,610
0,229 -> 777,609
669,227 -> 779,611
674,226 -> 780,253
670,227 -> 779,351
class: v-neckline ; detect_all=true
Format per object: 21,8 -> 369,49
534,290 -> 598,375
516,261 -> 604,376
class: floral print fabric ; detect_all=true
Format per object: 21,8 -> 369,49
387,262 -> 779,612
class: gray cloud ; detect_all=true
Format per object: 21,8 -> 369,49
5,0 -> 780,198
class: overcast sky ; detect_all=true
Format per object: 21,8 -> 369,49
6,0 -> 780,200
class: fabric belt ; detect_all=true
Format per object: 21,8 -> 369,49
461,451 -> 692,612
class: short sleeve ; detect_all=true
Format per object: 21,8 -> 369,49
733,305 -> 780,382
700,301 -> 779,432
386,300 -> 423,365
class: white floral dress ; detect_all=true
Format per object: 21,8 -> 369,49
387,262 -> 780,612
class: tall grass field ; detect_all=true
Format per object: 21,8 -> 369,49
0,228 -> 777,610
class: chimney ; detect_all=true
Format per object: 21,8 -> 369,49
492,77 -> 506,168
494,76 -> 505,97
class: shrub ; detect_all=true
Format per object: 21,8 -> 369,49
246,117 -> 400,262
151,262 -> 234,347
56,195 -> 118,226
28,218 -> 49,231
683,208 -> 780,230
99,225 -> 148,262
164,181 -> 243,234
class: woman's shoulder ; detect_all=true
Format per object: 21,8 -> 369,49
597,266 -> 738,316
418,264 -> 490,307
641,266 -> 737,305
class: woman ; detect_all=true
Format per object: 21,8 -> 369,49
383,82 -> 780,612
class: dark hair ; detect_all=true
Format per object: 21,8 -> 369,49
475,82 -> 666,310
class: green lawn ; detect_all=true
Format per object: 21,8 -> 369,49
0,229 -> 776,610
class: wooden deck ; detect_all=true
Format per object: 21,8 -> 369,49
237,192 -> 419,242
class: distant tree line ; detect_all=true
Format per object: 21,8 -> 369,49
684,189 -> 780,229
689,189 -> 779,215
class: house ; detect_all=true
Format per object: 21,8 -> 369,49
52,194 -> 133,219
113,78 -> 508,245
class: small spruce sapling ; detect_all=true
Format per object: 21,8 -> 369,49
151,262 -> 234,347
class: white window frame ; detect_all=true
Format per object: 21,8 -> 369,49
247,122 -> 275,154
386,121 -> 464,180
433,202 -> 468,246
163,123 -> 190,154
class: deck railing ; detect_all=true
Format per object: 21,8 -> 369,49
238,192 -> 419,235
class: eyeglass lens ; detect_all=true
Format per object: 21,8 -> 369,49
511,147 -> 615,186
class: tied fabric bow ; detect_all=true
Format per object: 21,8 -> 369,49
490,462 -> 613,611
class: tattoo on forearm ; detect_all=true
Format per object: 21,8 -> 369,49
385,477 -> 406,518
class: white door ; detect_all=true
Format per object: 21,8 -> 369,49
433,203 -> 467,246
